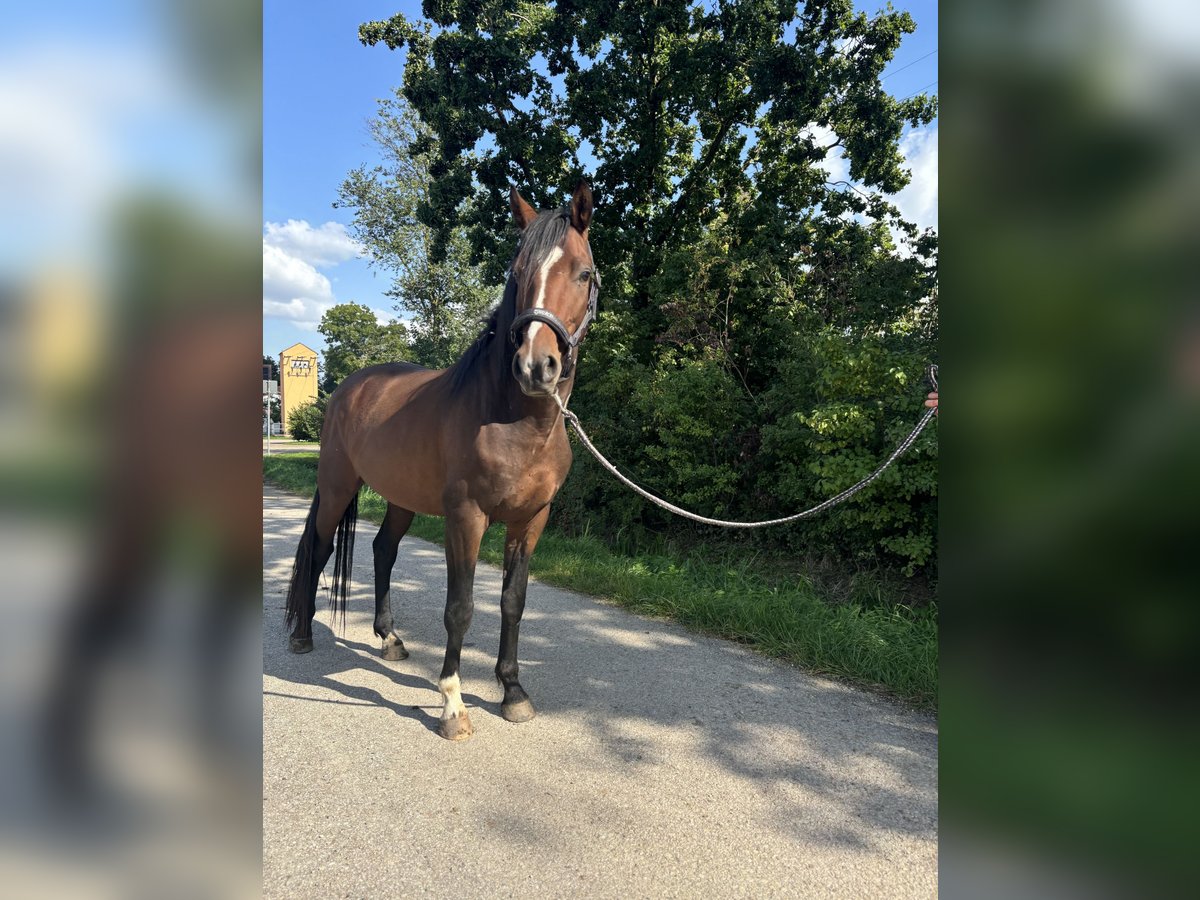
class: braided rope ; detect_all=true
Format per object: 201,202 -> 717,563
553,393 -> 937,529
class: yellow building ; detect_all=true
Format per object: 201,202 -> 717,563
278,342 -> 319,436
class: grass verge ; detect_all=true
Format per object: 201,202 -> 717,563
264,453 -> 937,708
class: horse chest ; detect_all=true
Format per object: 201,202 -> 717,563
473,432 -> 571,519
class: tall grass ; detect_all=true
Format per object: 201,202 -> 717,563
264,454 -> 936,708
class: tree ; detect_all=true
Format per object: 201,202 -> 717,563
359,0 -> 936,305
358,0 -> 939,576
317,302 -> 411,393
336,94 -> 498,369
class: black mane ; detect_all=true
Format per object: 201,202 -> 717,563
447,209 -> 571,393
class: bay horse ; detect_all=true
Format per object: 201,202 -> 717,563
285,181 -> 599,741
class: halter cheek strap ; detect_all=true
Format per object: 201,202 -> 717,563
509,273 -> 600,378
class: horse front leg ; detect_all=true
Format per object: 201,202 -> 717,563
496,506 -> 550,724
437,504 -> 487,741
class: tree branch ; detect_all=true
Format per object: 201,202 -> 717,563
654,110 -> 739,248
488,103 -> 537,189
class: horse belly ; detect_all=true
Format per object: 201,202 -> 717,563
357,443 -> 446,516
375,478 -> 445,517
339,373 -> 449,516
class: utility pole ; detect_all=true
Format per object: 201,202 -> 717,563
264,376 -> 279,455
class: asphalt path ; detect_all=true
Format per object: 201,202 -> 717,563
263,485 -> 937,898
263,440 -> 320,455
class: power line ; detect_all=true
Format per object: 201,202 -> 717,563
881,49 -> 938,80
899,81 -> 938,102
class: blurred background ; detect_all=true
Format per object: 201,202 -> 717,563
944,0 -> 1199,895
0,1 -> 261,897
2,0 -> 1197,895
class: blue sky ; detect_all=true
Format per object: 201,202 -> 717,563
263,1 -> 938,359
264,1 -> 423,358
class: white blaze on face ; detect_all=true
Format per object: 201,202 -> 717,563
438,673 -> 466,721
522,245 -> 564,365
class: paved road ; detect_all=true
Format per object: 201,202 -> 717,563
263,440 -> 320,455
263,486 -> 937,898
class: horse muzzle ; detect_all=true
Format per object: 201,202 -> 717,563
512,349 -> 563,396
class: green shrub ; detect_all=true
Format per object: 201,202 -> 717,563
287,400 -> 324,442
552,214 -> 938,579
758,335 -> 938,576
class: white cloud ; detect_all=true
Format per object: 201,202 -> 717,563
262,219 -> 363,330
263,219 -> 360,267
894,125 -> 938,233
262,241 -> 335,330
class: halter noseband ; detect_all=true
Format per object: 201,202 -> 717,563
508,271 -> 600,379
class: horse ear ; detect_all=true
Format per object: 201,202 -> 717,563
570,180 -> 593,234
510,187 -> 537,231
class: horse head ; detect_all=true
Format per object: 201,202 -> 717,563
508,181 -> 599,397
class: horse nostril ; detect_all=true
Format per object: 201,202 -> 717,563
530,355 -> 559,387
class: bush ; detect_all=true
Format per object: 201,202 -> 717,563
757,335 -> 938,576
287,400 -> 324,442
546,217 -> 938,580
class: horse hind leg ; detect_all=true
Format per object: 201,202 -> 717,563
285,492 -> 332,653
286,478 -> 360,653
373,503 -> 415,661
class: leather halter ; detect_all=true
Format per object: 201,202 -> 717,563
509,271 -> 600,379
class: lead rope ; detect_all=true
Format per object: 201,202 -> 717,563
552,365 -> 938,529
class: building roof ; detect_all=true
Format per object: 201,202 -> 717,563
279,342 -> 318,358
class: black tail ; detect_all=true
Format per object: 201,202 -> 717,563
285,490 -> 322,633
329,488 -> 360,629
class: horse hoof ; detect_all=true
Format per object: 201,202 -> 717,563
380,639 -> 409,661
289,637 -> 313,654
438,714 -> 473,742
502,699 -> 536,723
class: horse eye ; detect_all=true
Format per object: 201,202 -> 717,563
578,270 -> 591,283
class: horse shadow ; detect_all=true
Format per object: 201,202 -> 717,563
261,622 -> 505,737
